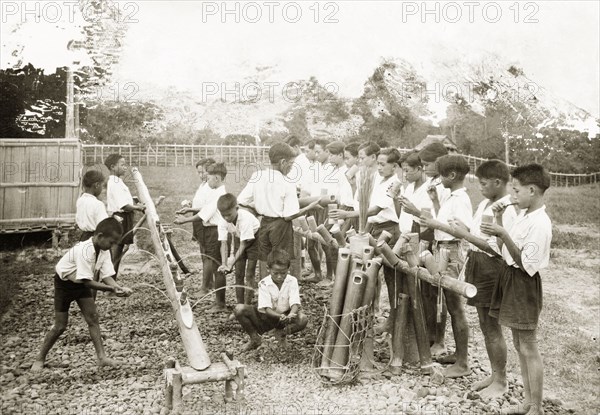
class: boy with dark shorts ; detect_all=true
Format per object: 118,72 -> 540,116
217,193 -> 260,305
31,218 -> 133,372
237,142 -> 320,276
175,163 -> 227,311
481,164 -> 552,415
105,154 -> 145,277
76,170 -> 108,241
233,249 -> 308,351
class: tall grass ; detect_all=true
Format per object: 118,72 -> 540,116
357,167 -> 376,234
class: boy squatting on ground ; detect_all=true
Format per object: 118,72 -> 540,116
76,170 -> 109,242
105,154 -> 146,277
31,218 -> 133,372
419,154 -> 473,379
234,249 -> 308,351
217,193 -> 260,305
174,163 -> 228,312
480,164 -> 552,415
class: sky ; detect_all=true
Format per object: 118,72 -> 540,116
1,1 -> 599,117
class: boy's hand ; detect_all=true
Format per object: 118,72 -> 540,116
480,222 -> 505,237
491,200 -> 513,216
399,197 -> 420,216
173,217 -> 186,225
217,265 -> 230,273
418,216 -> 436,229
449,217 -> 469,233
135,203 -> 146,212
114,286 -> 132,297
309,199 -> 324,210
329,209 -> 347,220
175,208 -> 190,215
286,312 -> 297,322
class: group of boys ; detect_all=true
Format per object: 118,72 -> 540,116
31,142 -> 552,415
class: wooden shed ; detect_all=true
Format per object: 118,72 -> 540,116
0,138 -> 82,234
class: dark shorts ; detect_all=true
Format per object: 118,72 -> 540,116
79,231 -> 94,242
258,217 -> 294,262
465,251 -> 504,308
113,211 -> 135,245
235,232 -> 259,262
54,274 -> 93,312
250,307 -> 290,334
200,225 -> 221,265
489,265 -> 543,330
192,220 -> 204,242
371,220 -> 400,247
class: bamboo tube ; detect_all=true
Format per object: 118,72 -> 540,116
420,251 -> 477,298
132,168 -> 211,371
362,246 -> 375,262
306,216 -> 318,232
377,240 -> 400,268
390,293 -> 410,375
317,224 -> 338,247
403,264 -> 433,373
320,248 -> 352,370
359,258 -> 382,370
327,270 -> 368,381
377,230 -> 392,244
297,216 -> 310,232
332,229 -> 347,247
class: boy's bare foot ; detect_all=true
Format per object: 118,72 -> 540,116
242,337 -> 262,351
524,404 -> 544,415
316,279 -> 334,288
436,353 -> 457,364
207,304 -> 228,313
31,361 -> 45,372
443,363 -> 471,378
374,319 -> 392,335
478,381 -> 508,399
471,375 -> 493,391
430,343 -> 447,357
98,357 -> 123,367
500,402 -> 531,414
273,329 -> 289,349
302,275 -> 322,283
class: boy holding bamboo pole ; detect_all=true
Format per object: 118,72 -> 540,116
418,154 -> 472,378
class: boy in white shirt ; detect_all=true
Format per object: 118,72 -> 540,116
175,163 -> 227,310
217,193 -> 260,305
398,152 -> 431,235
105,154 -> 145,277
76,170 -> 108,241
419,154 -> 473,378
481,164 -> 552,415
31,218 -> 132,372
233,249 -> 308,351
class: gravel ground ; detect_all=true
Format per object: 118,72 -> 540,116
0,244 -> 570,415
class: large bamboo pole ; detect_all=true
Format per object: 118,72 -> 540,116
132,168 -> 211,370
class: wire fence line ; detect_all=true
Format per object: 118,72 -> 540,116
82,143 -> 599,187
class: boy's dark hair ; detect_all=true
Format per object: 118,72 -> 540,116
436,155 -> 470,180
326,141 -> 345,155
285,135 -> 303,148
267,248 -> 291,269
344,142 -> 359,157
82,170 -> 105,188
315,139 -> 330,149
206,162 -> 227,179
419,142 -> 448,163
476,159 -> 510,183
104,153 -> 124,170
196,158 -> 216,169
358,141 -> 380,157
512,163 -> 551,193
217,193 -> 238,212
305,139 -> 317,150
95,217 -> 123,237
401,151 -> 422,169
269,142 -> 296,164
380,148 -> 401,166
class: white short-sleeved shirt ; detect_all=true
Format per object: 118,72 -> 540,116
257,275 -> 301,314
237,169 -> 300,218
106,175 -> 134,215
471,195 -> 518,256
399,180 -> 433,234
306,163 -> 354,208
287,152 -> 312,191
363,174 -> 400,224
198,185 -> 226,226
192,182 -> 209,209
76,193 -> 109,231
218,208 -> 260,242
502,205 -> 552,277
434,187 -> 473,241
55,238 -> 115,282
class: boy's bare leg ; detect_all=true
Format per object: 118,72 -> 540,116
376,266 -> 398,334
233,304 -> 262,350
111,244 -> 129,280
77,298 -> 122,367
472,307 -> 508,398
31,311 -> 69,371
442,289 -> 470,378
245,259 -> 258,305
303,239 -> 323,282
210,266 -> 227,312
235,258 -> 246,304
201,257 -> 216,295
515,329 -> 543,415
284,312 -> 308,335
422,283 -> 447,356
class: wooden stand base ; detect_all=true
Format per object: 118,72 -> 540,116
164,353 -> 246,412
